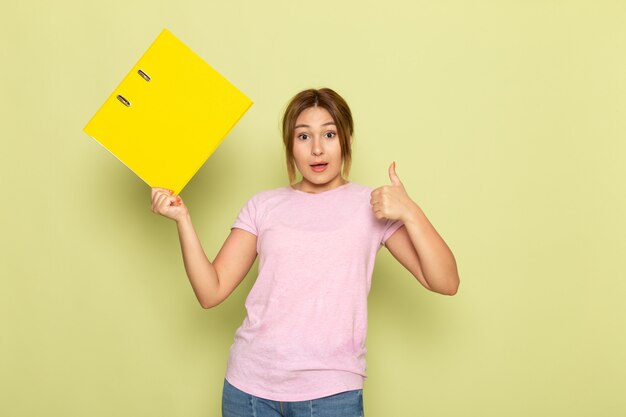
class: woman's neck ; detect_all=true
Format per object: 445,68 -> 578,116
291,176 -> 348,194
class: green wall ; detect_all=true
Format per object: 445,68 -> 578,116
1,1 -> 625,416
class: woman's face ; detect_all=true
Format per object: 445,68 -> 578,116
292,106 -> 349,193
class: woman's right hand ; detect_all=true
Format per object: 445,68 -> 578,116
151,187 -> 189,222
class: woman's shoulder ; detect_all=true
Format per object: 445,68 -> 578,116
342,181 -> 377,198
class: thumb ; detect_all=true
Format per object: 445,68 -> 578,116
389,161 -> 402,186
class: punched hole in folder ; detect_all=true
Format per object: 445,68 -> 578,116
138,69 -> 151,82
117,95 -> 131,107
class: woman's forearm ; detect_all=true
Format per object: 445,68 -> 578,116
403,204 -> 460,295
175,213 -> 220,308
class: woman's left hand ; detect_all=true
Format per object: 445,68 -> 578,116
370,162 -> 419,222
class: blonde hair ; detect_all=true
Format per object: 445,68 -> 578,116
281,88 -> 354,184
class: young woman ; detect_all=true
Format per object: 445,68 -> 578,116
150,88 -> 459,417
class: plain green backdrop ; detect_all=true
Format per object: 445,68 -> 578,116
1,0 -> 625,416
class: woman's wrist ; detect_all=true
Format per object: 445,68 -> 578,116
176,211 -> 192,226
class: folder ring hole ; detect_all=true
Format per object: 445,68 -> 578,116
117,95 -> 131,107
138,69 -> 151,82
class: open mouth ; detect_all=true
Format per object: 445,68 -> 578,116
310,163 -> 328,172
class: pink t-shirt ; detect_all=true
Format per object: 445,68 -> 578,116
224,181 -> 404,401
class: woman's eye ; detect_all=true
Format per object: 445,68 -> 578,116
324,132 -> 336,139
298,134 -> 309,140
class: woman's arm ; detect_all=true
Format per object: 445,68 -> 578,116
176,214 -> 257,308
152,188 -> 257,308
384,210 -> 459,295
370,163 -> 460,296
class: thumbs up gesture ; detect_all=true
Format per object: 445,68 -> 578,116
370,162 -> 418,222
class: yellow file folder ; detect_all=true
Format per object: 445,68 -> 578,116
83,28 -> 253,194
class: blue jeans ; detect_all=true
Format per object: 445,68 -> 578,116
222,378 -> 364,417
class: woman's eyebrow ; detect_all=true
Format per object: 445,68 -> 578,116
295,121 -> 336,129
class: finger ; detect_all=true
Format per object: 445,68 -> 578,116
389,161 -> 402,186
371,196 -> 385,207
152,187 -> 174,198
151,190 -> 161,205
152,192 -> 163,210
152,190 -> 170,207
151,187 -> 167,196
151,187 -> 171,200
163,194 -> 177,206
374,209 -> 386,220
152,196 -> 166,214
157,194 -> 175,212
154,194 -> 167,211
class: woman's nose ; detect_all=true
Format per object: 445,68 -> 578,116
311,137 -> 323,155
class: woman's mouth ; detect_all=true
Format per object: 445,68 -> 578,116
310,163 -> 328,172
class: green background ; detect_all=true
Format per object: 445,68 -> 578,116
2,1 -> 625,416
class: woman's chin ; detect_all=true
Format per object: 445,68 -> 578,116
302,173 -> 342,186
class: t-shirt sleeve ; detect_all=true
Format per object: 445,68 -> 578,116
232,195 -> 258,236
380,218 -> 404,246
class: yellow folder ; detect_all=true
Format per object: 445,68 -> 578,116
83,28 -> 253,194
